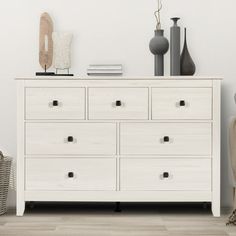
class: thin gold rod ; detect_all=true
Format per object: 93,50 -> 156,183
154,0 -> 162,30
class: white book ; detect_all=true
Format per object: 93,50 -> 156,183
87,69 -> 122,73
88,68 -> 122,71
87,71 -> 122,75
88,64 -> 123,70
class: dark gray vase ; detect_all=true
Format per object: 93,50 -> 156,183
149,30 -> 169,76
180,28 -> 196,75
170,17 -> 181,76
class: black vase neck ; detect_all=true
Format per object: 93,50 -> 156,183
184,28 -> 187,46
171,17 -> 180,26
154,29 -> 164,36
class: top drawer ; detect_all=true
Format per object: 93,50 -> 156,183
152,88 -> 212,120
88,88 -> 149,120
25,88 -> 85,120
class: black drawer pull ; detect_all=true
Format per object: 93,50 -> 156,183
116,100 -> 122,107
179,100 -> 186,106
67,136 -> 74,142
52,100 -> 59,106
163,172 -> 169,178
163,136 -> 170,142
68,172 -> 74,178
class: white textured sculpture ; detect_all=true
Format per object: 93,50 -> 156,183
52,32 -> 73,74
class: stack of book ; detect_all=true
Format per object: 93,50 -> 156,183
87,64 -> 123,76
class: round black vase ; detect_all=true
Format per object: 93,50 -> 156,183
149,30 -> 169,76
180,28 -> 196,75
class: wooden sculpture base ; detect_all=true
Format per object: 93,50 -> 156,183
54,74 -> 74,76
36,72 -> 55,76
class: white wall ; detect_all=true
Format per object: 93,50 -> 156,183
0,0 -> 235,208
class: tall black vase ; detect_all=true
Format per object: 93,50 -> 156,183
180,28 -> 196,75
170,17 -> 181,76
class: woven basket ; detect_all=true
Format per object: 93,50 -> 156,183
0,151 -> 12,215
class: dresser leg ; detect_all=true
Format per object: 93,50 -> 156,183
16,201 -> 25,216
212,202 -> 221,217
203,202 -> 208,209
28,201 -> 35,209
114,202 -> 122,212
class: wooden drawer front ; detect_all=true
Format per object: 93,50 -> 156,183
120,159 -> 211,191
152,88 -> 212,120
88,88 -> 148,120
26,159 -> 116,191
26,123 -> 116,155
120,123 -> 211,156
26,88 -> 85,119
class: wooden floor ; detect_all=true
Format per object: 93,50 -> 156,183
0,203 -> 235,236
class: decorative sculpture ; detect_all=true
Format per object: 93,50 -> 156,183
149,0 -> 169,76
180,28 -> 196,75
36,12 -> 55,76
170,17 -> 181,76
52,32 -> 73,76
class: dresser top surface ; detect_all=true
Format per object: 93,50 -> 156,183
15,76 -> 223,80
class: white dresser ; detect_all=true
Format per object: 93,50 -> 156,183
16,77 -> 221,216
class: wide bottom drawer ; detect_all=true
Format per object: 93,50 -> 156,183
26,159 -> 116,191
120,159 -> 211,191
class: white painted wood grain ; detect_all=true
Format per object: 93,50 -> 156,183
25,123 -> 117,155
16,81 -> 25,216
152,88 -> 212,120
25,88 -> 85,120
120,123 -> 212,156
26,158 -> 116,191
88,88 -> 149,120
16,76 -> 222,80
25,190 -> 211,202
120,159 -> 211,191
21,79 -> 214,90
16,77 -> 221,217
212,80 -> 221,217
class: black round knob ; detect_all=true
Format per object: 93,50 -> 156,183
68,172 -> 74,178
67,136 -> 74,142
179,100 -> 186,106
163,172 -> 169,178
163,136 -> 170,142
116,100 -> 122,107
53,100 -> 59,106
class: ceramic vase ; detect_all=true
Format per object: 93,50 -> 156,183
180,28 -> 196,75
170,17 -> 181,76
149,29 -> 169,76
52,32 -> 73,74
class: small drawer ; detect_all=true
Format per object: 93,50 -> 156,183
26,123 -> 116,155
120,159 -> 211,191
25,88 -> 85,120
120,123 -> 211,156
88,88 -> 149,120
26,158 -> 116,191
152,88 -> 212,120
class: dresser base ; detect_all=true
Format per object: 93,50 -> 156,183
17,190 -> 220,217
